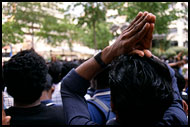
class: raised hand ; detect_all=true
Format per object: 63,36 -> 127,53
110,11 -> 155,59
136,13 -> 155,50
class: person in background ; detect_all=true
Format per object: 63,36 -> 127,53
48,60 -> 79,105
3,49 -> 66,125
48,61 -> 63,105
87,65 -> 115,124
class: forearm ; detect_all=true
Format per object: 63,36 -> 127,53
76,45 -> 115,80
168,62 -> 178,67
75,12 -> 155,81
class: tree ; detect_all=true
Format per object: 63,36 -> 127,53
2,2 -> 24,47
2,2 -> 75,50
107,2 -> 180,34
72,2 -> 109,50
106,2 -> 184,54
80,21 -> 113,50
2,19 -> 24,47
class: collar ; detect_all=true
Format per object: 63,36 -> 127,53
41,100 -> 54,106
93,88 -> 110,98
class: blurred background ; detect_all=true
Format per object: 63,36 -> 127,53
2,2 -> 188,62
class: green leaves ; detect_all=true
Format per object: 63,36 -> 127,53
2,2 -> 73,48
73,2 -> 111,49
124,2 -> 180,34
2,20 -> 24,46
2,2 -> 187,51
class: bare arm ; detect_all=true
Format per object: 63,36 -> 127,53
76,11 -> 156,80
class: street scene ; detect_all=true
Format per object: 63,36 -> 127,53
2,2 -> 188,126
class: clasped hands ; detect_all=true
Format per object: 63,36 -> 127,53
112,11 -> 156,58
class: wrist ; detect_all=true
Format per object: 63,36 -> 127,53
94,52 -> 107,68
101,45 -> 115,64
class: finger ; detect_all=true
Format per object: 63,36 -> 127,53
125,11 -> 149,33
123,11 -> 144,32
142,23 -> 154,49
146,23 -> 154,41
143,49 -> 152,58
149,13 -> 156,23
128,49 -> 144,57
126,14 -> 152,38
126,23 -> 150,45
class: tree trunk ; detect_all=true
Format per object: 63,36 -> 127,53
93,20 -> 97,50
31,22 -> 34,49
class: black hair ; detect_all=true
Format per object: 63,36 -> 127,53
92,65 -> 111,90
48,61 -> 63,84
48,61 -> 79,84
61,61 -> 79,78
109,54 -> 174,125
3,49 -> 48,104
43,74 -> 53,91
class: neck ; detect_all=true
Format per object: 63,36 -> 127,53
40,90 -> 51,101
14,99 -> 41,108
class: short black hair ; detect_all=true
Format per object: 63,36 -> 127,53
61,61 -> 79,78
3,49 -> 48,104
43,74 -> 53,91
109,54 -> 174,125
48,61 -> 63,84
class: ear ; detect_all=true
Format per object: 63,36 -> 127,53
51,86 -> 55,94
48,86 -> 55,99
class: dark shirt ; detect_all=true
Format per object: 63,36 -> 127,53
5,103 -> 66,125
61,66 -> 188,125
41,99 -> 55,106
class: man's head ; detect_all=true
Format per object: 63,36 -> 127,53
109,54 -> 174,125
61,61 -> 79,78
3,49 -> 48,105
48,61 -> 63,84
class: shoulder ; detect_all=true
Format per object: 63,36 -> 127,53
159,101 -> 188,125
61,69 -> 90,96
5,105 -> 66,125
46,104 -> 64,115
41,104 -> 66,124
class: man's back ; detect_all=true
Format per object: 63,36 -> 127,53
5,103 -> 66,125
87,88 -> 115,124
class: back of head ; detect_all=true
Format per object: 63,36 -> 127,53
109,55 -> 173,125
48,61 -> 63,84
61,61 -> 79,78
3,49 -> 48,104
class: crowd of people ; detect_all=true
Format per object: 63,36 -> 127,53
2,11 -> 188,125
